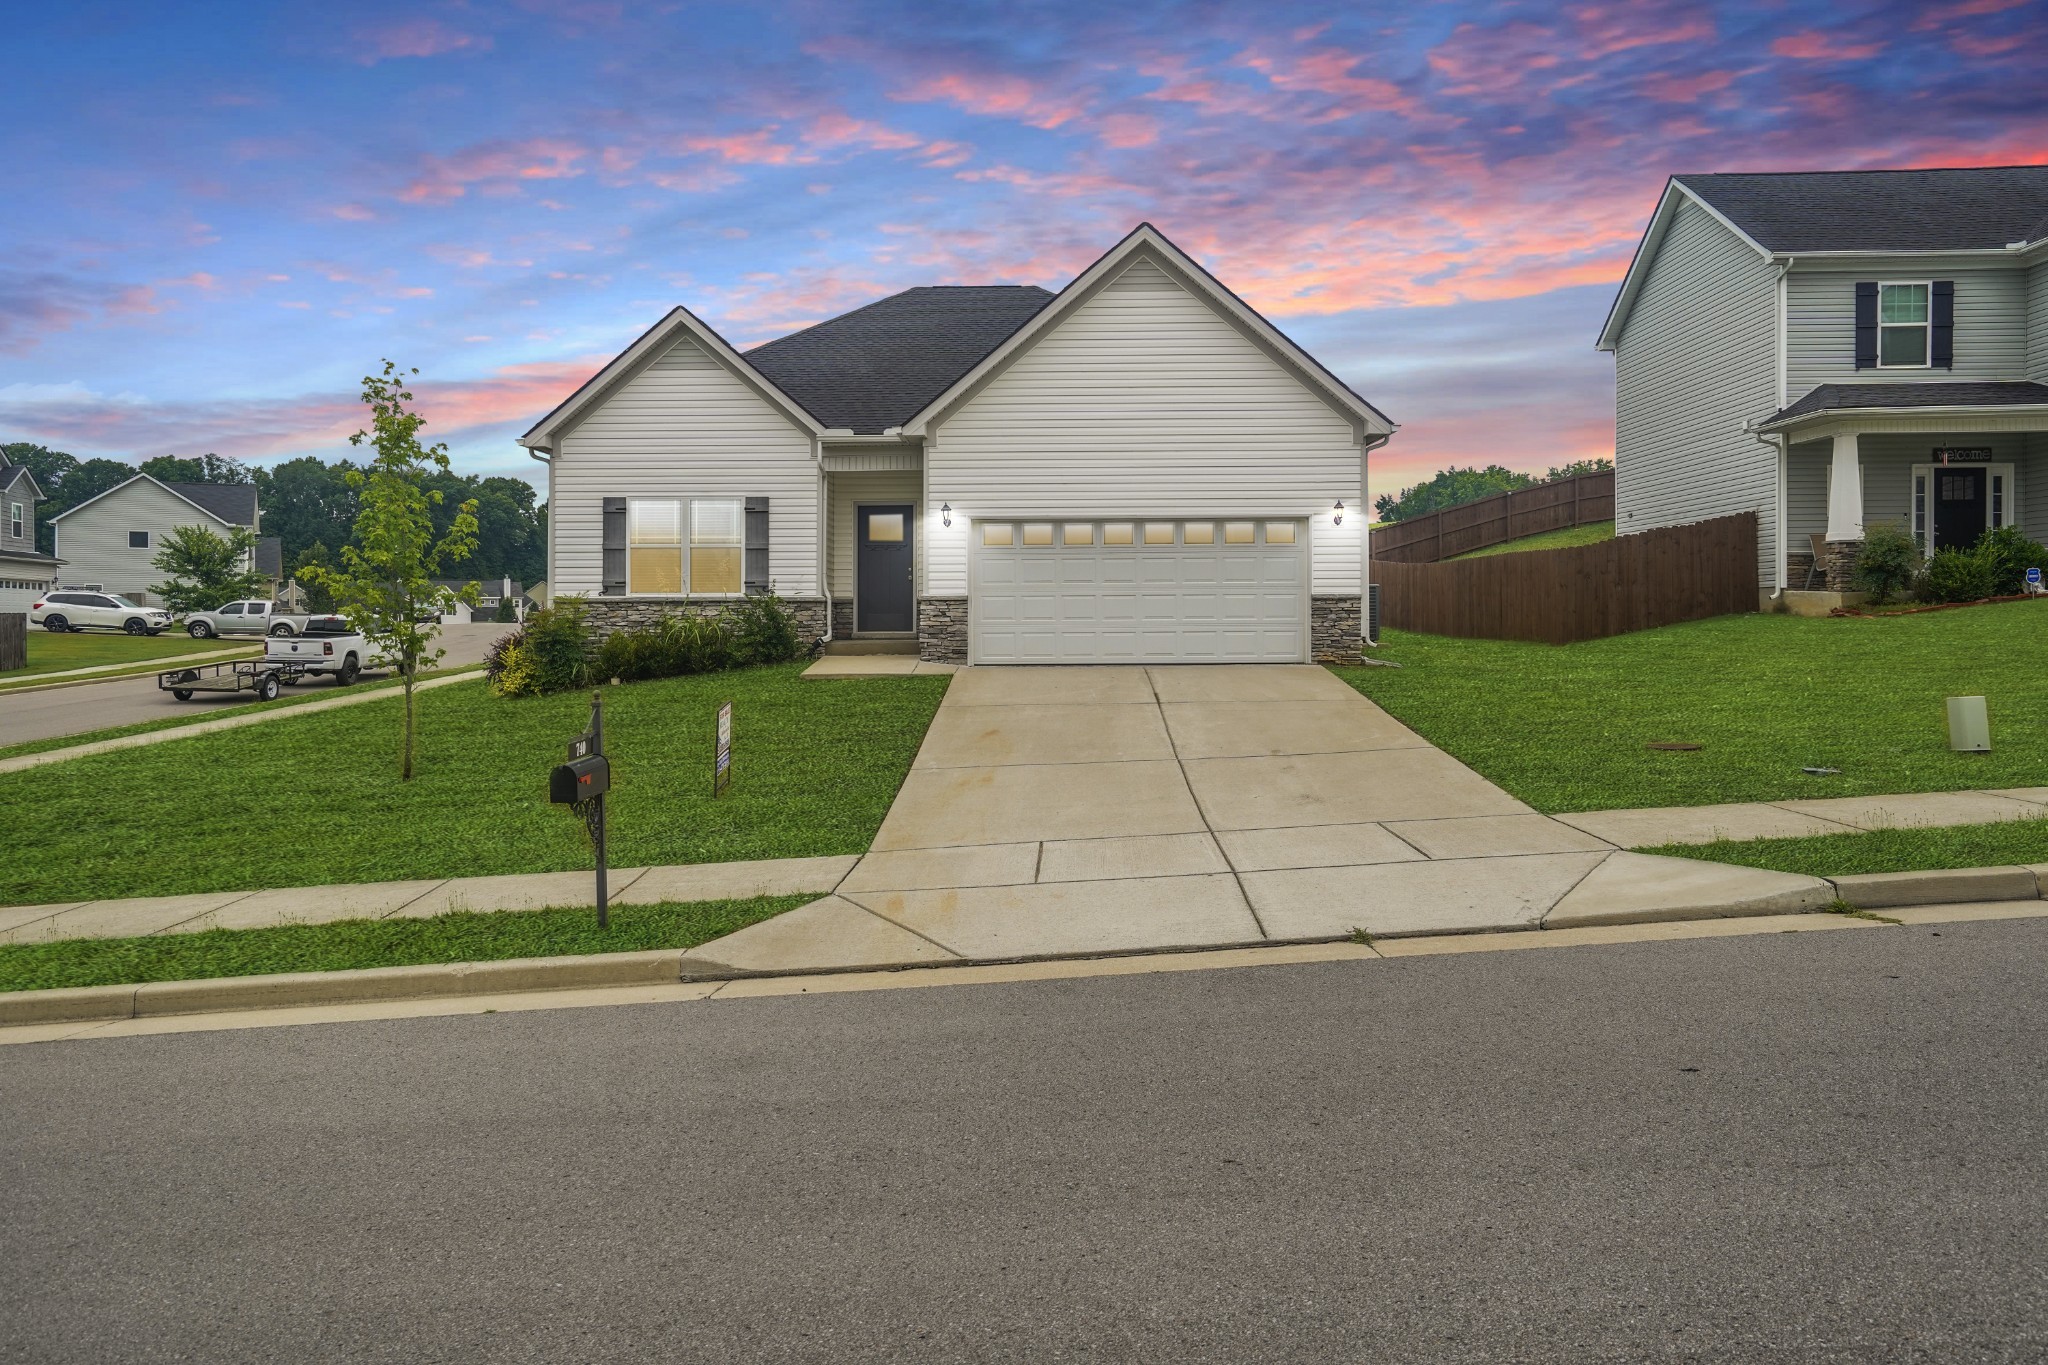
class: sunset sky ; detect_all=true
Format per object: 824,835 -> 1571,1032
5,0 -> 2045,501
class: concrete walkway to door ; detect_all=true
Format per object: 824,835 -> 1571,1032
677,666 -> 1835,975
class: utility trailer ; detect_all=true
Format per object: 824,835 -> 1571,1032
158,658 -> 307,703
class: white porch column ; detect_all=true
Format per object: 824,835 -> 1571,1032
1825,431 -> 1864,541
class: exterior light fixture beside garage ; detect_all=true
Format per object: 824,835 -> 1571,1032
941,503 -> 951,527
1333,500 -> 1345,525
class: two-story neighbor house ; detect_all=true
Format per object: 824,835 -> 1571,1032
1599,165 -> 2048,600
0,455 -> 65,612
519,224 -> 1395,665
47,473 -> 267,606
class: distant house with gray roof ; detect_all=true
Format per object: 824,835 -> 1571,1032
1599,164 -> 2048,601
48,473 -> 263,606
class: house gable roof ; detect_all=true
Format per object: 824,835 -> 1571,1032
745,286 -> 1054,434
518,305 -> 824,453
1676,166 -> 2048,254
1599,165 -> 2048,351
0,455 -> 44,501
901,223 -> 1394,438
48,472 -> 251,528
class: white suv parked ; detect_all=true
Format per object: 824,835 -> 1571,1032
30,591 -> 174,635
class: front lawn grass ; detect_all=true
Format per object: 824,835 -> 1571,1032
1451,519 -> 1615,559
0,894 -> 815,992
4,629 -> 245,680
0,663 -> 947,905
1642,817 -> 2048,880
1333,601 -> 2048,812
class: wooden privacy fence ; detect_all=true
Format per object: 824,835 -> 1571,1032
1373,513 -> 1758,645
1372,469 -> 1616,563
0,612 -> 25,672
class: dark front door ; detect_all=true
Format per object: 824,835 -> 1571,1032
856,505 -> 914,632
1933,468 -> 1987,551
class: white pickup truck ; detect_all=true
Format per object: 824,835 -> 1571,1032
262,616 -> 394,686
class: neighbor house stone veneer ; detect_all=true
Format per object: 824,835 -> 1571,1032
581,596 -> 828,645
918,597 -> 969,663
1310,594 -> 1363,665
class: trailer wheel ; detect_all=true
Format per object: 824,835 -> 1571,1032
172,689 -> 194,701
258,673 -> 282,702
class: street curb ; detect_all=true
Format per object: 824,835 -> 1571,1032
4,862 -> 2047,1028
1828,865 -> 2041,908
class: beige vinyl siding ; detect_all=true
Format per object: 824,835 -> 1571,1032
1786,267 -> 2029,396
2029,261 -> 2048,383
827,470 -> 921,597
52,479 -> 234,602
1613,196 -> 1781,576
923,255 -> 1363,597
550,334 -> 819,597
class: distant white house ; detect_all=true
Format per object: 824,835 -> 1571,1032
48,474 -> 264,606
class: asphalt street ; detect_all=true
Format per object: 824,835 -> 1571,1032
4,918 -> 2045,1363
0,623 -> 508,747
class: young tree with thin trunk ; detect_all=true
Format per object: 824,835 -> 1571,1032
303,362 -> 480,780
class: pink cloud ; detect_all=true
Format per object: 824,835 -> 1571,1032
329,203 -> 378,222
676,129 -> 806,166
1639,68 -> 1739,102
1096,113 -> 1160,148
1770,32 -> 1886,60
1239,46 -> 1422,118
890,71 -> 1087,130
355,18 -> 489,64
398,137 -> 590,203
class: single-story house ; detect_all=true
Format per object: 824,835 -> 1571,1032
519,224 -> 1396,664
1599,164 -> 2048,600
0,455 -> 64,613
47,474 -> 263,607
429,576 -> 524,623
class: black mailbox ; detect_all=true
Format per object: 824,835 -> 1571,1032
550,754 -> 611,804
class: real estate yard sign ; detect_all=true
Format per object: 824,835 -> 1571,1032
714,701 -> 733,796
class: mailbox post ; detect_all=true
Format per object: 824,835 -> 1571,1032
550,691 -> 613,928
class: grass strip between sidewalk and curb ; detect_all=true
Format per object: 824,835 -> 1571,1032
1639,816 -> 2048,879
0,895 -> 817,993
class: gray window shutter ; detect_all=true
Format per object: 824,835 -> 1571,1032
601,498 -> 626,596
1931,280 -> 1955,368
744,497 -> 769,595
1853,282 -> 1878,369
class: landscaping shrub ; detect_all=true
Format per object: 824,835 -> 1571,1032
496,594 -> 805,697
1977,525 -> 2048,596
1919,542 -> 2001,604
1853,522 -> 1921,604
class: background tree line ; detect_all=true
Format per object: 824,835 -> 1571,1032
0,442 -> 545,590
1372,457 -> 1613,523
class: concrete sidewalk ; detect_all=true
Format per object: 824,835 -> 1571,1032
1559,787 -> 2048,846
0,856 -> 858,945
676,665 -> 1837,976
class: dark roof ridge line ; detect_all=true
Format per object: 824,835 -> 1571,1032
1675,164 -> 2048,179
745,283 -> 1054,356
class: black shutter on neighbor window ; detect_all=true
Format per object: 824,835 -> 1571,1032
1853,281 -> 1878,369
744,497 -> 769,594
1931,280 -> 1955,369
601,497 -> 627,596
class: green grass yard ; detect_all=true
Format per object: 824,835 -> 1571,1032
1333,600 -> 2048,812
0,894 -> 815,992
0,663 -> 947,906
1643,817 -> 2048,880
3,629 -> 246,682
1450,519 -> 1615,560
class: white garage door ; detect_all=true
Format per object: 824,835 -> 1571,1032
972,518 -> 1307,664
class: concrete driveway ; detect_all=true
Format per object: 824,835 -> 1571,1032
681,665 -> 1828,977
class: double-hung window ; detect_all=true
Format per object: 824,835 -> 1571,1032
8,502 -> 21,539
626,497 -> 746,595
1878,282 -> 1930,368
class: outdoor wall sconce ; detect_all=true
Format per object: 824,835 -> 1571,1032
1333,500 -> 1345,525
941,502 -> 952,527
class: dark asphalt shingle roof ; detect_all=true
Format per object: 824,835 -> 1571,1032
745,285 -> 1055,433
1766,381 -> 2048,426
1676,167 -> 2048,253
165,481 -> 258,526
